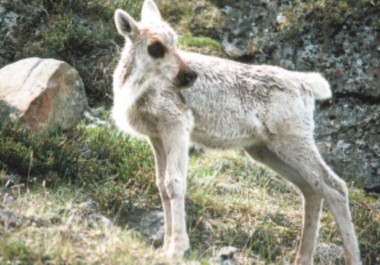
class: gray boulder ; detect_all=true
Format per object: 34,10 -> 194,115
0,57 -> 88,133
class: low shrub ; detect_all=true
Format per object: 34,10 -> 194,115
0,120 -> 156,212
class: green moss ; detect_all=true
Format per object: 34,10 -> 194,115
179,36 -> 222,51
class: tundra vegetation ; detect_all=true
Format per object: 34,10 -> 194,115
0,0 -> 379,264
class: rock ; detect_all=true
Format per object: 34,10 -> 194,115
0,1 -> 45,68
0,58 -> 88,133
314,242 -> 344,264
210,246 -> 240,265
88,213 -> 113,228
0,209 -> 25,228
83,108 -> 109,127
222,39 -> 246,58
125,209 -> 165,247
2,192 -> 16,207
315,97 -> 380,186
218,246 -> 240,265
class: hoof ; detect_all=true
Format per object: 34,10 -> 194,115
166,240 -> 190,261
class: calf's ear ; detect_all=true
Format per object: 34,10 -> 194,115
141,0 -> 162,23
114,9 -> 139,39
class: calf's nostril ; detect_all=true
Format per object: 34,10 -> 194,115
184,70 -> 197,85
188,71 -> 197,82
176,69 -> 198,87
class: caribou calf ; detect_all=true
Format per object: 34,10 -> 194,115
112,1 -> 361,264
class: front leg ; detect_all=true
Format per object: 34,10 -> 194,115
149,137 -> 171,250
161,129 -> 191,259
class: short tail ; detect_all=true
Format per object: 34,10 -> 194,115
303,72 -> 332,100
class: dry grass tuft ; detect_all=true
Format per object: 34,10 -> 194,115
0,186 -> 168,265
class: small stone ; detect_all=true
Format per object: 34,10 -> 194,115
315,242 -> 344,264
88,213 -> 113,228
126,210 -> 165,247
0,209 -> 24,227
2,192 -> 16,207
210,246 -> 240,265
222,39 -> 246,58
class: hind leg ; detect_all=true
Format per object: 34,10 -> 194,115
296,191 -> 323,265
257,135 -> 361,265
246,145 -> 323,265
319,166 -> 361,265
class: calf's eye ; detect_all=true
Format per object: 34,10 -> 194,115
148,42 -> 165,58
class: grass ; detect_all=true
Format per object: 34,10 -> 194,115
186,151 -> 302,264
0,185 -> 168,265
1,142 -> 379,264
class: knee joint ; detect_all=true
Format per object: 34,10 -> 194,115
165,178 -> 185,199
323,171 -> 348,198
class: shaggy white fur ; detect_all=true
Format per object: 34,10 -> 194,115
112,1 -> 361,264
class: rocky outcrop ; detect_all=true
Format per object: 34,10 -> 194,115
0,58 -> 88,133
189,0 -> 380,188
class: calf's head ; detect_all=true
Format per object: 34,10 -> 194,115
114,0 -> 197,88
